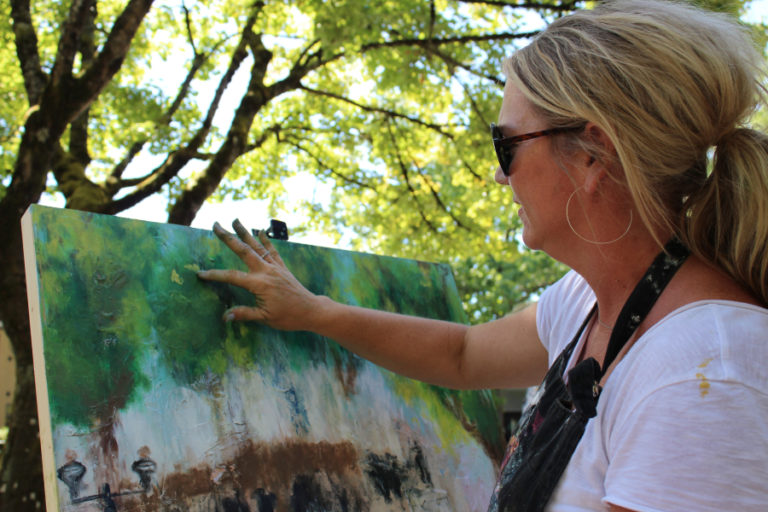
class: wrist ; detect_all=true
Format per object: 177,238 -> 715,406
302,294 -> 337,334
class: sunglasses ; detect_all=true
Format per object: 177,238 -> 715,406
491,123 -> 583,176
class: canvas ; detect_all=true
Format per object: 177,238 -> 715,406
22,205 -> 502,512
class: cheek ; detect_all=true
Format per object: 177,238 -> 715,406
508,172 -> 526,196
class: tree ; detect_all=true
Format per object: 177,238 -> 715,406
0,0 -> 759,509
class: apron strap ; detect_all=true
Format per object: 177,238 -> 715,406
566,238 -> 689,417
600,238 -> 690,378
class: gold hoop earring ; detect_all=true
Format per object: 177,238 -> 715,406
565,187 -> 633,245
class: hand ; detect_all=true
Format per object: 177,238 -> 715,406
197,219 -> 319,331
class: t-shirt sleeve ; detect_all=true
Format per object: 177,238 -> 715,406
603,379 -> 768,511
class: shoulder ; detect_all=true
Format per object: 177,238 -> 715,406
610,301 -> 768,400
537,270 -> 595,361
570,303 -> 768,511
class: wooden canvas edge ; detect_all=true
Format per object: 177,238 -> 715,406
21,206 -> 60,512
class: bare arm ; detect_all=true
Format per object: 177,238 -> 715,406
299,297 -> 546,389
197,220 -> 548,390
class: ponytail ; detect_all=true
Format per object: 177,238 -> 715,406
682,129 -> 768,305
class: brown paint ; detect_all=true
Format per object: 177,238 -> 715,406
161,464 -> 213,502
144,439 -> 362,509
89,419 -> 121,490
332,351 -> 359,398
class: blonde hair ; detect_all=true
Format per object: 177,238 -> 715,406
505,0 -> 768,304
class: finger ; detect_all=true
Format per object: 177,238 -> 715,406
232,219 -> 269,257
212,222 -> 264,271
223,305 -> 268,323
257,229 -> 286,266
197,268 -> 254,289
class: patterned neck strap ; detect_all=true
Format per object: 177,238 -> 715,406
599,238 -> 690,378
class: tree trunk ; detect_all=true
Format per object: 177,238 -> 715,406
0,365 -> 42,512
0,219 -> 44,511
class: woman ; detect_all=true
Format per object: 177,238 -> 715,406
198,1 -> 768,510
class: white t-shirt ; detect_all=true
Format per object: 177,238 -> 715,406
536,271 -> 768,512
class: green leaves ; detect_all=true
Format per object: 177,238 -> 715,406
6,0 -> 764,324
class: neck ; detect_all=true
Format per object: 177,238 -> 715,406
566,230 -> 670,328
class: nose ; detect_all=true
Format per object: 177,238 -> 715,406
494,166 -> 510,185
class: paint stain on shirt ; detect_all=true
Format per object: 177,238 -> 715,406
695,358 -> 714,397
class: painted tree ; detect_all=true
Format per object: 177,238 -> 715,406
0,0 -> 760,509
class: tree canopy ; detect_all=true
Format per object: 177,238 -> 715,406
0,0 -> 762,509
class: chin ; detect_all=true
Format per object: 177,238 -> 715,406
521,224 -> 561,254
520,230 -> 542,251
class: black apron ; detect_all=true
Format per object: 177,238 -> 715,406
487,239 -> 690,512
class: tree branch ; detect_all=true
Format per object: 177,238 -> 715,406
359,30 -> 540,53
454,0 -> 580,11
49,0 -> 92,92
428,0 -> 436,40
103,150 -> 192,214
167,16 -> 275,225
9,0 -> 47,104
385,120 -> 438,233
270,12 -> 542,96
430,46 -> 505,86
268,43 -> 341,97
73,0 -> 155,119
413,161 -> 470,230
185,11 -> 258,151
69,0 -> 98,167
104,9 -> 259,210
295,38 -> 322,69
462,160 -> 485,181
452,78 -> 491,182
299,85 -> 455,138
182,2 -> 198,56
456,76 -> 492,127
281,136 -> 376,190
107,50 -> 207,185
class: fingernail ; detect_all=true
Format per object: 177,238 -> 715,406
213,221 -> 223,232
232,219 -> 248,237
224,311 -> 235,322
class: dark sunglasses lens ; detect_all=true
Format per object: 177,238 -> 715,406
496,144 -> 512,176
495,143 -> 513,176
491,125 -> 513,176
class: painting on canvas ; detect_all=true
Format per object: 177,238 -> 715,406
22,205 -> 502,512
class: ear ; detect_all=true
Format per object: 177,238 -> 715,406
581,122 -> 616,195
